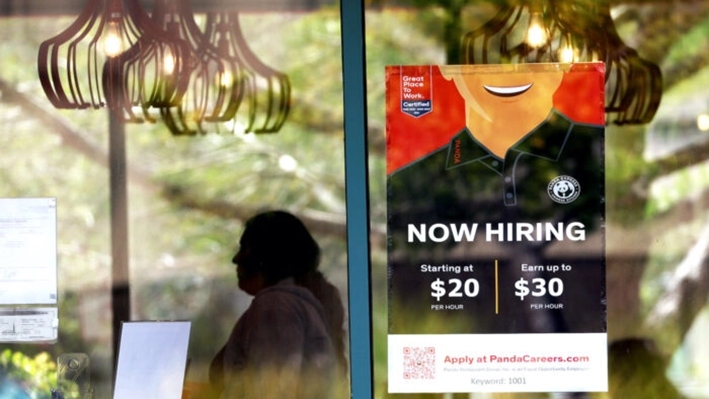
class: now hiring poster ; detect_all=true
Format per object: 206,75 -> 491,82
386,63 -> 607,393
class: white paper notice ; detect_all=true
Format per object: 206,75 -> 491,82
0,307 -> 59,342
0,197 -> 58,305
113,321 -> 191,399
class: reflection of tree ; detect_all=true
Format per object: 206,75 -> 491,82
0,77 -> 371,241
608,338 -> 684,399
644,222 -> 709,350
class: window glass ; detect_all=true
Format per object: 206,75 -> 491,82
367,2 -> 709,398
0,3 -> 349,398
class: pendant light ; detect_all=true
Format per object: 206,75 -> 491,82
151,0 -> 248,135
203,11 -> 291,133
38,0 -> 191,120
461,0 -> 662,125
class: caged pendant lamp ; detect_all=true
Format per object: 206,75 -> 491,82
461,0 -> 662,125
151,0 -> 249,135
203,11 -> 291,133
102,0 -> 193,122
37,0 -> 291,133
37,0 -> 191,121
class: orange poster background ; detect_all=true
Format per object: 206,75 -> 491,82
385,63 -> 605,174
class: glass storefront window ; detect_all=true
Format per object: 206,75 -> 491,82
366,2 -> 709,399
0,1 -> 708,398
0,2 -> 350,398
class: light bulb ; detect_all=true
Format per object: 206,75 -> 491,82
558,38 -> 575,63
526,12 -> 548,48
220,69 -> 233,87
163,48 -> 176,74
103,22 -> 123,57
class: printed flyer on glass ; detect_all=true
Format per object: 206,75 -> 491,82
386,63 -> 607,393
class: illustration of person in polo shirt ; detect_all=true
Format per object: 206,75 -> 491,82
387,64 -> 605,336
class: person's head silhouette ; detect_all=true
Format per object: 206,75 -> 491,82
232,210 -> 320,295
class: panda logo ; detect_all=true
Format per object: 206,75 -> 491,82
548,176 -> 580,204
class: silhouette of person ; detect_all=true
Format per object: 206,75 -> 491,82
209,210 -> 347,399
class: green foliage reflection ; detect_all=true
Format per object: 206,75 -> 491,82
0,350 -> 57,399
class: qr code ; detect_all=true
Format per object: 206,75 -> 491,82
403,347 -> 435,379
